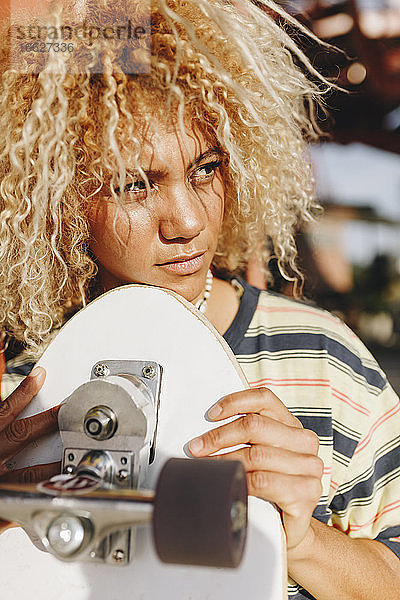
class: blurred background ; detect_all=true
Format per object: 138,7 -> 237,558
250,0 -> 400,393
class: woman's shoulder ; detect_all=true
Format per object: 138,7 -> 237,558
1,347 -> 37,400
254,284 -> 373,356
0,331 -> 58,400
234,280 -> 387,389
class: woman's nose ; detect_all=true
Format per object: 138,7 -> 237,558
158,185 -> 207,241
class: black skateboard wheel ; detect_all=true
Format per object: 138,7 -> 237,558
153,458 -> 247,568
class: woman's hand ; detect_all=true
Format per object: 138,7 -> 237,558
187,387 -> 324,552
0,366 -> 60,484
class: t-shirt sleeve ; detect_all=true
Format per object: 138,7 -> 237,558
0,353 -> 36,401
329,377 -> 400,560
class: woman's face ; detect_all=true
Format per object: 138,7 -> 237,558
87,118 -> 225,304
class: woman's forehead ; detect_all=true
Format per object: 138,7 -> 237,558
119,116 -> 218,171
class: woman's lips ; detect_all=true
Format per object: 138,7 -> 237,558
158,253 -> 206,275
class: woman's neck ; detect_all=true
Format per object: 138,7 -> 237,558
204,277 -> 240,335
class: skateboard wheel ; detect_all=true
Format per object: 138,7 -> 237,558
153,458 -> 247,568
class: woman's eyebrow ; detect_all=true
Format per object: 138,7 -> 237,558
136,167 -> 169,179
129,147 -> 224,179
188,147 -> 224,170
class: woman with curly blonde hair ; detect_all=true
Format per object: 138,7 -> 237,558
0,1 -> 399,599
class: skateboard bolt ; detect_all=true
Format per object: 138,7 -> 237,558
112,549 -> 125,563
142,364 -> 156,379
94,363 -> 110,377
117,469 -> 129,482
64,465 -> 75,475
84,405 -> 118,441
121,456 -> 128,465
47,514 -> 86,557
68,453 -> 75,462
230,500 -> 247,533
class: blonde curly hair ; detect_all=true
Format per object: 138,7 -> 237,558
0,0 -> 329,351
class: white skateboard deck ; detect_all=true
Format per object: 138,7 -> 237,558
1,285 -> 287,599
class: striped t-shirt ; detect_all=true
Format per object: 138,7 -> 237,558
224,279 -> 400,599
1,279 -> 399,599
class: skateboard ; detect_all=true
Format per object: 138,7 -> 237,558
0,285 -> 287,599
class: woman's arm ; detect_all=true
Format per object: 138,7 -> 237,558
288,517 -> 400,600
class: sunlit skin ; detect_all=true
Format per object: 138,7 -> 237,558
88,119 -> 226,308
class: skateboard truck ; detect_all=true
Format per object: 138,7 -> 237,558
61,360 -> 162,488
0,458 -> 247,568
0,360 -> 248,568
56,359 -> 162,564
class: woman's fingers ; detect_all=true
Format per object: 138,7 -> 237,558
191,387 -> 323,551
209,444 -> 324,478
0,461 -> 61,532
208,451 -> 322,550
0,461 -> 61,484
246,470 -> 322,509
207,387 -> 302,429
245,470 -> 322,550
0,519 -> 18,534
0,367 -> 45,431
0,366 -> 60,470
247,471 -> 322,550
188,413 -> 319,457
0,405 -> 60,467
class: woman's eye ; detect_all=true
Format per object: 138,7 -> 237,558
113,179 -> 151,199
124,180 -> 148,193
191,160 -> 222,184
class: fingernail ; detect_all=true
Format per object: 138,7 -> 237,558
207,404 -> 222,420
188,437 -> 204,454
29,366 -> 43,380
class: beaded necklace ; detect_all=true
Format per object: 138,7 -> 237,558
194,269 -> 213,313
